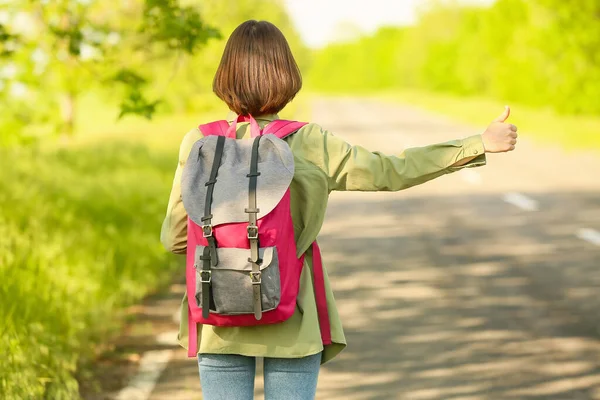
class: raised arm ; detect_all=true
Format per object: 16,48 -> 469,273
295,107 -> 516,192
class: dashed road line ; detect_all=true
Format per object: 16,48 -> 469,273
115,350 -> 173,400
503,192 -> 539,211
577,228 -> 600,246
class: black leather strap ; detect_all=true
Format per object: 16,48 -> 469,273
200,135 -> 226,318
246,136 -> 262,320
201,135 -> 225,266
199,248 -> 212,319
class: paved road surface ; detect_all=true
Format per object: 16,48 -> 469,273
90,97 -> 600,400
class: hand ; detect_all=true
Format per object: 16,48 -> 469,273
482,106 -> 518,153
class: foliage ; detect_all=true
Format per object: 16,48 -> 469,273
0,0 -> 219,140
0,0 -> 309,142
114,69 -> 162,119
308,0 -> 600,116
142,0 -> 220,54
0,131 -> 181,399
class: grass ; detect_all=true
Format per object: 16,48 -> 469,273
0,138 -> 181,399
375,89 -> 600,152
0,93 -> 309,399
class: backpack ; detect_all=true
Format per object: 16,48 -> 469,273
181,115 -> 331,357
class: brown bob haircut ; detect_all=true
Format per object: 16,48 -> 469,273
213,20 -> 302,116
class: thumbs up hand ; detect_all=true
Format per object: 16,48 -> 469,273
482,106 -> 518,153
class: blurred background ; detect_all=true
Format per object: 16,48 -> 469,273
1,0 -> 599,399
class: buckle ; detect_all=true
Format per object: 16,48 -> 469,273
249,271 -> 261,285
202,224 -> 213,238
199,270 -> 211,283
247,225 -> 259,240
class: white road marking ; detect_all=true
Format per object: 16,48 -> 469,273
460,169 -> 482,185
114,307 -> 181,399
115,350 -> 173,400
503,192 -> 539,211
577,228 -> 600,246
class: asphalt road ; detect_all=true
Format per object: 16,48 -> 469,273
90,97 -> 600,400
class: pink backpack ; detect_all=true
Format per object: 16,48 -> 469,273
181,115 -> 331,357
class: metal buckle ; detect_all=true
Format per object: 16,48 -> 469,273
202,224 -> 213,238
249,271 -> 261,285
247,225 -> 259,240
199,270 -> 212,283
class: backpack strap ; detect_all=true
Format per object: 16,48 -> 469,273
312,242 -> 332,345
199,118 -> 307,139
199,135 -> 226,319
198,120 -> 232,137
262,120 -> 308,139
188,304 -> 197,357
227,115 -> 262,138
246,135 -> 263,321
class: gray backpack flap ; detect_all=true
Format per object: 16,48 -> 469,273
181,134 -> 295,226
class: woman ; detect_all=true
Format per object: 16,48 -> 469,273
161,20 -> 517,400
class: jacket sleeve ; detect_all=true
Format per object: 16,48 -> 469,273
297,124 -> 487,192
160,128 -> 203,254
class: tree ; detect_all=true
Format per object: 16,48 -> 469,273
307,0 -> 600,116
0,0 -> 219,143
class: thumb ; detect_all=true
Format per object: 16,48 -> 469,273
494,105 -> 510,122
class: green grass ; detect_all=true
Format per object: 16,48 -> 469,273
0,93 -> 309,399
0,139 -> 181,398
375,90 -> 600,151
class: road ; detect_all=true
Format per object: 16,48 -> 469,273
88,97 -> 600,400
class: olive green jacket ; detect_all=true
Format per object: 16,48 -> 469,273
161,113 -> 486,364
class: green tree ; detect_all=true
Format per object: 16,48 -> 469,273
0,0 -> 219,143
307,0 -> 600,116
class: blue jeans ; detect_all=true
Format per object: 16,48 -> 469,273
198,353 -> 321,400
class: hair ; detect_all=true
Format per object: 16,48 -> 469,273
213,20 -> 302,116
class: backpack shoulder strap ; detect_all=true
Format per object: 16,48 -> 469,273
198,120 -> 231,137
262,120 -> 308,139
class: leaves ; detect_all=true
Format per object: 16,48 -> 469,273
118,88 -> 161,120
0,0 -> 221,139
141,0 -> 221,54
0,23 -> 20,58
49,19 -> 85,57
113,69 -> 148,87
112,68 -> 159,120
